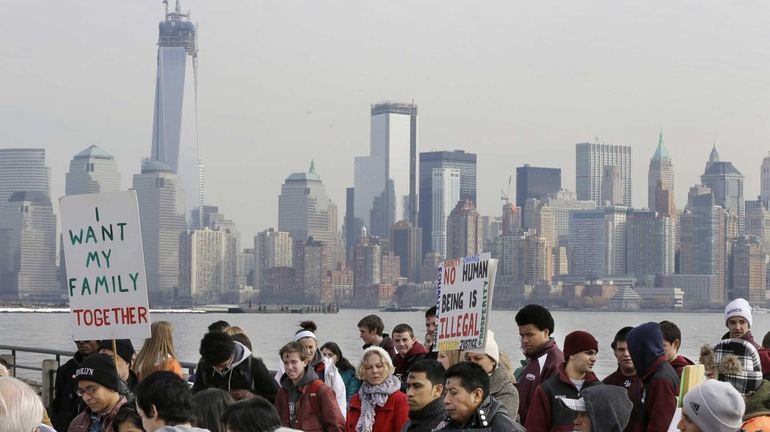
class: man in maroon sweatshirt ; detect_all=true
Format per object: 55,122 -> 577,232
515,304 -> 564,424
603,326 -> 643,432
524,330 -> 601,431
658,320 -> 693,382
392,323 -> 428,392
626,322 -> 678,432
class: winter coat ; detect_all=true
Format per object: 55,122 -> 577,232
363,333 -> 398,361
192,341 -> 278,403
275,368 -> 345,432
723,330 -> 770,379
603,368 -> 643,432
669,355 -> 694,381
627,323 -> 678,432
434,396 -> 524,431
488,365 -> 519,421
400,397 -> 445,432
394,341 -> 428,391
346,388 -> 409,432
275,350 -> 348,418
340,367 -> 362,403
524,364 -> 601,432
516,338 -> 564,423
581,384 -> 633,432
51,351 -> 87,432
66,396 -> 126,432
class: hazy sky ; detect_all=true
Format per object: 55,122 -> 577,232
2,1 -> 769,240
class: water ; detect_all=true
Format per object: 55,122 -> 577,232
2,309 -> 765,381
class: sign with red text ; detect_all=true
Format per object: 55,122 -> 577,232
435,253 -> 497,352
60,191 -> 151,340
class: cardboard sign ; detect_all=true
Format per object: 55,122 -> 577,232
435,253 -> 497,351
60,191 -> 151,340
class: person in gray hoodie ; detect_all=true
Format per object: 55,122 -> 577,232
562,385 -> 633,432
136,371 -> 211,432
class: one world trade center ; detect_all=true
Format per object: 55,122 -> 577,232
150,0 -> 201,218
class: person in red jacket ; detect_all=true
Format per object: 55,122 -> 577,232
275,341 -> 345,432
347,346 -> 409,432
392,323 -> 428,391
514,304 -> 564,424
524,330 -> 601,432
626,322 -> 678,432
658,320 -> 694,382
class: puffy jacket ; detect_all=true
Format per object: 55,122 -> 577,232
524,364 -> 601,432
275,368 -> 345,432
516,338 -> 563,423
434,396 -> 524,431
347,389 -> 409,432
627,322 -> 678,432
339,367 -> 361,403
192,341 -> 278,403
66,396 -> 126,432
50,351 -> 86,431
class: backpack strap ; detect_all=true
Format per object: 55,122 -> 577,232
306,379 -> 326,429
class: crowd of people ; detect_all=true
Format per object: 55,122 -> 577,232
3,299 -> 770,431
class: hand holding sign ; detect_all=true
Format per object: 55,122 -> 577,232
60,191 -> 151,340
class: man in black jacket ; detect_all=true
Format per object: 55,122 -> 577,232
403,359 -> 446,432
191,331 -> 278,402
49,339 -> 99,431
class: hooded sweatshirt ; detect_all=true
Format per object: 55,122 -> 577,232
275,367 -> 345,432
192,341 -> 278,402
583,385 -> 633,432
274,349 -> 347,417
626,322 -> 678,432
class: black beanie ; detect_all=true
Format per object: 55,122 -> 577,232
99,339 -> 135,365
74,353 -> 121,392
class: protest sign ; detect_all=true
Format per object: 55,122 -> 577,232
435,252 -> 498,351
60,191 -> 151,340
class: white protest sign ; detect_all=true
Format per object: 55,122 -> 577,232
435,252 -> 498,351
60,191 -> 151,340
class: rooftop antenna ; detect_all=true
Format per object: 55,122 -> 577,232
175,0 -> 181,14
163,0 -> 168,17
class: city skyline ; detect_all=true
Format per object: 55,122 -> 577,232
2,1 -> 770,240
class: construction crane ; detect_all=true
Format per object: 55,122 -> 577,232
500,175 -> 512,204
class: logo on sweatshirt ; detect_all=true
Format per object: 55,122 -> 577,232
690,401 -> 701,415
526,373 -> 536,381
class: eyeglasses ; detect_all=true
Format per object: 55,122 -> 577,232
76,385 -> 100,397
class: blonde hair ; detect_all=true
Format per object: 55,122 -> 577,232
134,321 -> 178,380
224,326 -> 246,337
438,350 -> 464,368
356,347 -> 395,381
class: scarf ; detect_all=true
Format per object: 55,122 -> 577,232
355,374 -> 401,432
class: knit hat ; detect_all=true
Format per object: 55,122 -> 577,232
99,339 -> 135,365
712,338 -> 763,394
563,331 -> 598,359
465,330 -> 500,364
73,353 -> 121,392
683,380 -> 745,432
725,298 -> 753,328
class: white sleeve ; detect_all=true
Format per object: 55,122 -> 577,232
324,357 -> 347,419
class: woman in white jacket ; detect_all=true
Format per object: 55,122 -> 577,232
274,321 -> 347,418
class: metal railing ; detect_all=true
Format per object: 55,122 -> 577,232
0,344 -> 198,406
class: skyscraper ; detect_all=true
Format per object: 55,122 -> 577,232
354,102 -> 418,237
0,192 -> 58,301
278,161 -> 335,245
762,153 -> 770,209
65,145 -> 122,195
390,221 -> 422,283
568,207 -> 628,277
626,210 -> 675,277
293,237 -> 325,304
600,166 -> 622,206
730,235 -> 767,305
254,228 -> 293,292
648,133 -> 675,216
576,142 -> 632,206
150,0 -> 201,217
746,200 -> 770,251
419,150 -> 477,255
179,228 -> 237,304
446,200 -> 482,260
431,168 -> 460,257
0,149 -> 50,215
700,146 -> 745,232
132,159 -> 187,304
515,165 -> 561,208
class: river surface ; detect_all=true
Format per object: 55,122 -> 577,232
3,309 -> 765,381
